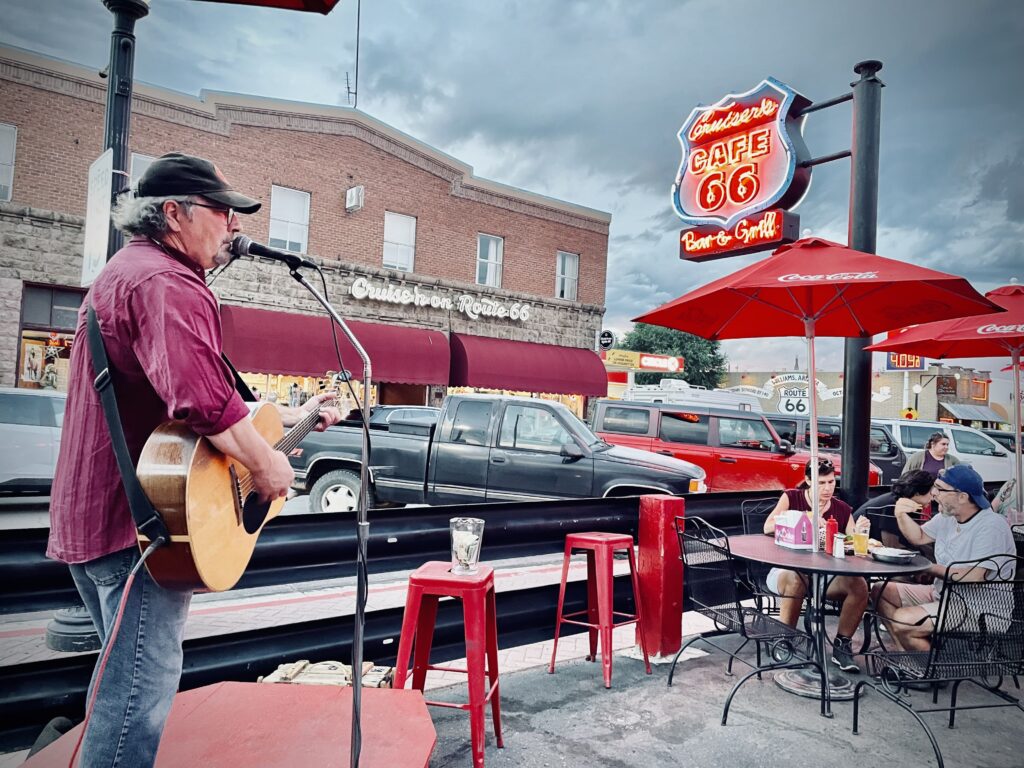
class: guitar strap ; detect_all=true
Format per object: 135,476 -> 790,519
86,305 -> 170,548
221,353 -> 257,402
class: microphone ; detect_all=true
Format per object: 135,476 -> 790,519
230,235 -> 318,270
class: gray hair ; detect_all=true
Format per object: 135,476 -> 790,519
110,194 -> 194,238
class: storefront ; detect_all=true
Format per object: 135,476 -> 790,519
220,304 -> 450,410
16,284 -> 85,392
218,306 -> 608,417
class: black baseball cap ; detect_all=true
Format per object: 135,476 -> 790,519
136,152 -> 261,214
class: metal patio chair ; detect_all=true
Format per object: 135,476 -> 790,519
667,516 -> 827,722
740,497 -> 780,615
853,555 -> 1024,768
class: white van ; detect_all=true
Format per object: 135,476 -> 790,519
873,418 -> 1012,483
623,379 -> 762,412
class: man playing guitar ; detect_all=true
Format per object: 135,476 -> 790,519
48,152 -> 342,767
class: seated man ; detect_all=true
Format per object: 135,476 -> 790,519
763,458 -> 869,673
876,464 -> 1016,651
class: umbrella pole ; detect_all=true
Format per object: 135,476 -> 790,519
1013,347 -> 1022,522
805,320 -> 821,551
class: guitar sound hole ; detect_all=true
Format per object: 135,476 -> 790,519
241,494 -> 272,535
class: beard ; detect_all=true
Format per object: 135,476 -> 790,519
939,504 -> 956,516
212,245 -> 233,267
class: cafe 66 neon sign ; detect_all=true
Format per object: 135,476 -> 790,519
672,78 -> 812,261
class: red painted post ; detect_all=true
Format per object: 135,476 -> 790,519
635,494 -> 684,656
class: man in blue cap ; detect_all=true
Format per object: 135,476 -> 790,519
875,464 -> 1015,651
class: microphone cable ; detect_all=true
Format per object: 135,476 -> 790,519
67,537 -> 166,768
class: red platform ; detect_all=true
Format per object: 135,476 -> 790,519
24,682 -> 436,767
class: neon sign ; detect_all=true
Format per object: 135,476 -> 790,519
672,78 -> 811,234
679,209 -> 800,262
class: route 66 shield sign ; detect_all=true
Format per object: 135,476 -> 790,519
671,78 -> 812,229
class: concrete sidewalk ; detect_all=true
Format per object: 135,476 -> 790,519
427,637 -> 1024,768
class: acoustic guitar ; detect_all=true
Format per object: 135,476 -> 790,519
136,402 -> 321,591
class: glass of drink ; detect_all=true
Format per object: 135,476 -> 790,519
450,517 -> 485,574
852,531 -> 870,557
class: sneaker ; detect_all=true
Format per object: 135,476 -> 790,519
831,638 -> 861,674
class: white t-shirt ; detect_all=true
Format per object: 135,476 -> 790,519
922,509 -> 1016,590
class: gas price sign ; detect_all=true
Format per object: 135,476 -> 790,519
672,78 -> 812,262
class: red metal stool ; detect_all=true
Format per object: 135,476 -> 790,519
393,561 -> 502,768
548,532 -> 651,687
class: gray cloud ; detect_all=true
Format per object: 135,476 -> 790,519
3,0 -> 1022,374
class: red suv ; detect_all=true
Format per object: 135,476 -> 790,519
592,400 -> 880,493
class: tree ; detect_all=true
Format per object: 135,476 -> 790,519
620,323 -> 728,390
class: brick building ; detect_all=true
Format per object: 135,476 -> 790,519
0,46 -> 610,412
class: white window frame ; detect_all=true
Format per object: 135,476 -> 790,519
383,211 -> 416,272
556,250 -> 579,301
269,185 -> 311,254
0,123 -> 17,202
130,153 -> 155,189
476,233 -> 504,288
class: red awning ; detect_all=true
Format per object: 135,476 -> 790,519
220,305 -> 450,385
449,333 -> 608,396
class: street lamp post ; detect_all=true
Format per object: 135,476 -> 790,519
102,0 -> 150,260
46,0 -> 151,655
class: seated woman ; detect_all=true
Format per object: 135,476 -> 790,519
762,458 -> 869,673
852,470 -> 935,548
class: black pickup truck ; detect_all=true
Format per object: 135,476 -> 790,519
290,394 -> 707,512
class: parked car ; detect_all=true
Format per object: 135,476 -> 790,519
291,394 -> 708,513
982,429 -> 1018,453
363,405 -> 440,426
872,418 -> 1011,483
763,415 -> 906,485
592,400 -> 881,493
0,387 -> 66,493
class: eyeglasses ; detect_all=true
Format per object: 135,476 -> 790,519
932,486 -> 959,495
813,459 -> 835,472
191,202 -> 235,222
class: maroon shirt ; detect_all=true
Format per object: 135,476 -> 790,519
48,237 -> 250,563
784,488 -> 853,532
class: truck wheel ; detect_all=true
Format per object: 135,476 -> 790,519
310,469 -> 361,514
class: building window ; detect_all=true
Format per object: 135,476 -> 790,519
476,233 -> 503,288
383,211 -> 416,272
269,185 -> 310,254
556,250 -> 579,300
19,285 -> 85,392
0,123 -> 16,201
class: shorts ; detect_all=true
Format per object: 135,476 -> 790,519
893,582 -> 940,619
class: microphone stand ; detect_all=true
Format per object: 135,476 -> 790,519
286,266 -> 371,768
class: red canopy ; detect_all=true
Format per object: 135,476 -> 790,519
866,283 -> 1024,519
449,334 -> 608,396
193,0 -> 341,13
865,284 -> 1023,358
633,238 -> 1000,339
220,305 -> 449,384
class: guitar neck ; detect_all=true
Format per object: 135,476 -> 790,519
274,407 -> 321,455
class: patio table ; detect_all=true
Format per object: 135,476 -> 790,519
727,533 -> 931,716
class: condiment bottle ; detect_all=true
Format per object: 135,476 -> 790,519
824,517 -> 838,555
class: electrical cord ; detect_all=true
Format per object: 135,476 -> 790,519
68,537 -> 166,768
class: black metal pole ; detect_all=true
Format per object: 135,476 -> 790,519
841,60 -> 883,509
102,0 -> 149,260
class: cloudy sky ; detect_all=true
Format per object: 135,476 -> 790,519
3,0 -> 1022,377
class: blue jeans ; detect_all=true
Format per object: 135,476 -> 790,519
69,547 -> 192,768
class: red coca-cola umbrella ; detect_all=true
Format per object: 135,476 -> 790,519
867,282 -> 1024,517
633,237 -> 999,544
194,0 -> 341,14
